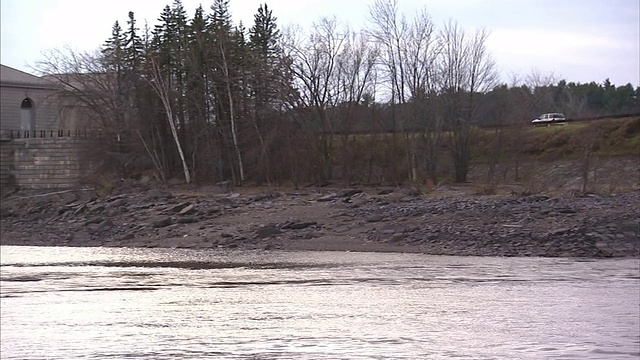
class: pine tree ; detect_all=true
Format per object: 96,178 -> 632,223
124,11 -> 144,72
102,21 -> 126,73
101,21 -> 128,128
249,4 -> 280,58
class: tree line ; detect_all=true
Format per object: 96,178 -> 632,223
39,0 -> 640,187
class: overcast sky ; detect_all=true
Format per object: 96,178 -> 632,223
1,0 -> 638,87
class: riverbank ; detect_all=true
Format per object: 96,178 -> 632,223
1,181 -> 638,258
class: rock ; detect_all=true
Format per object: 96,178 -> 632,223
120,232 -> 135,240
73,204 -> 87,215
252,193 -> 279,202
110,198 -> 128,208
153,217 -> 173,228
548,227 -> 570,236
389,233 -> 406,242
147,190 -> 174,201
97,219 -> 114,231
178,204 -> 196,215
105,194 -> 127,203
171,202 -> 192,213
301,232 -> 318,239
380,223 -> 406,234
90,204 -> 106,213
342,189 -> 363,198
256,226 -> 282,238
282,221 -> 318,230
177,217 -> 198,224
1,207 -> 14,217
595,241 -> 613,257
71,231 -> 92,243
378,189 -> 393,195
133,203 -> 154,210
139,175 -> 152,185
207,206 -> 222,215
316,193 -> 338,202
522,195 -> 550,202
367,214 -> 384,222
217,198 -> 236,206
167,178 -> 184,186
557,208 -> 576,214
85,217 -> 104,225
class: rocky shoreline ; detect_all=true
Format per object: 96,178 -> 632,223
1,184 -> 638,258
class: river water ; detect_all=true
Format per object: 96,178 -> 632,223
1,246 -> 638,359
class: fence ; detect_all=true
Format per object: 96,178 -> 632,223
2,129 -> 102,139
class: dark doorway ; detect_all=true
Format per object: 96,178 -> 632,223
20,98 -> 36,131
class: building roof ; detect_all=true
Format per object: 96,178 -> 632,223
0,64 -> 61,89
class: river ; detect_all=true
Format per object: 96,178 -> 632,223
1,246 -> 638,359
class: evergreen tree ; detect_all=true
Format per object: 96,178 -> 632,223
102,21 -> 126,73
124,11 -> 144,72
249,4 -> 280,58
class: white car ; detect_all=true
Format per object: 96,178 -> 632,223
532,113 -> 566,125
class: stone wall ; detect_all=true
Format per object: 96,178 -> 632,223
0,139 -> 14,196
0,137 -> 96,192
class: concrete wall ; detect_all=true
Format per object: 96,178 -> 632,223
0,137 -> 96,192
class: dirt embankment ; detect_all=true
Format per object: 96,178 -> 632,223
1,180 -> 638,258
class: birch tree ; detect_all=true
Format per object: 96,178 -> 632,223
147,56 -> 192,183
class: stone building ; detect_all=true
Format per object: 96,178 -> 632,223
0,64 -> 62,137
1,65 -> 97,192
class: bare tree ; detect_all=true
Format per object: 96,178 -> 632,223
524,69 -> 559,116
508,69 -> 559,180
368,0 -> 441,183
284,17 -> 349,183
438,21 -> 498,182
402,9 -> 440,183
563,86 -> 589,118
334,29 -> 379,185
368,0 -> 408,106
37,47 -> 149,179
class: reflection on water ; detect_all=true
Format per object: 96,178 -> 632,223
1,246 -> 639,359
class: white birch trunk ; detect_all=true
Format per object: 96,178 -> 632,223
220,43 -> 245,183
148,58 -> 191,184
